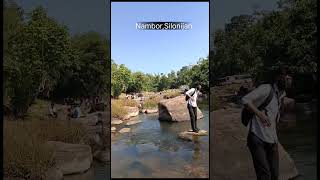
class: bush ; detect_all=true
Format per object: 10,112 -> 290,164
3,99 -> 90,179
4,118 -> 89,179
143,97 -> 160,109
111,100 -> 128,119
163,89 -> 181,99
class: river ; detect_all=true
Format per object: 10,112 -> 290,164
278,101 -> 317,180
111,106 -> 209,178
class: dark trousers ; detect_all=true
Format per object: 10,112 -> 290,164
187,104 -> 198,131
247,132 -> 279,180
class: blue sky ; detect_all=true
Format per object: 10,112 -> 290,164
111,2 -> 209,74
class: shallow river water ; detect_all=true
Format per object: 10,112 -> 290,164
111,108 -> 209,178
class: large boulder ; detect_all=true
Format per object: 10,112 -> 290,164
46,141 -> 93,175
158,95 -> 203,122
210,108 -> 299,180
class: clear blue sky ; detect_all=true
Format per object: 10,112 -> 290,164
111,2 -> 209,74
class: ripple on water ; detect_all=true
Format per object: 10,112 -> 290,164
111,109 -> 209,178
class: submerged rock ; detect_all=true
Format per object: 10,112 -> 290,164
145,108 -> 158,114
119,128 -> 131,133
125,119 -> 142,125
46,141 -> 92,175
178,130 -> 208,141
210,108 -> 299,180
158,95 -> 203,122
111,119 -> 123,125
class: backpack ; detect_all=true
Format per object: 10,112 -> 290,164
241,84 -> 274,126
185,89 -> 196,101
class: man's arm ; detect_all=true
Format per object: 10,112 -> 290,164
242,85 -> 271,126
185,88 -> 195,99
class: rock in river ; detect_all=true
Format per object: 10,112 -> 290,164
210,108 -> 299,180
119,128 -> 131,133
111,126 -> 116,132
178,130 -> 208,141
125,119 -> 142,125
158,95 -> 203,122
46,141 -> 92,175
111,119 -> 123,125
145,108 -> 158,114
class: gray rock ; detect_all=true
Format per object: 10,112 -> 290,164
46,141 -> 92,175
125,119 -> 142,125
119,128 -> 131,133
111,119 -> 123,125
44,167 -> 63,180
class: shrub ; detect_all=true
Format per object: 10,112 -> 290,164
4,100 -> 90,179
143,97 -> 160,109
111,100 -> 128,119
163,89 -> 181,99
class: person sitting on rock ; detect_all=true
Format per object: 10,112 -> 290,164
185,85 -> 202,133
48,102 -> 57,118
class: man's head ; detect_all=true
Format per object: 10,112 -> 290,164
273,66 -> 292,91
196,85 -> 202,91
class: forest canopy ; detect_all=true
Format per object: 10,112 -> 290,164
111,57 -> 209,98
3,2 -> 110,117
210,0 -> 317,96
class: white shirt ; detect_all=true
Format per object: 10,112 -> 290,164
241,84 -> 286,143
186,88 -> 198,107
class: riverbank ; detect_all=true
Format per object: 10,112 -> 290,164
4,99 -> 111,180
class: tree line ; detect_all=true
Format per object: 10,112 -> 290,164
3,2 -> 110,117
210,0 -> 317,97
111,57 -> 209,98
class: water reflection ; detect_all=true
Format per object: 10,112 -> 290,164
111,109 -> 209,178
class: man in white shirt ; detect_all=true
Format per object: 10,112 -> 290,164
185,85 -> 201,132
241,67 -> 292,180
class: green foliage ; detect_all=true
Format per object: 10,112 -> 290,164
4,5 -> 71,117
211,0 -> 317,96
111,57 -> 209,97
3,3 -> 111,117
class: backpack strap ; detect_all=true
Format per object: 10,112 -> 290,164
258,84 -> 274,110
249,84 -> 274,131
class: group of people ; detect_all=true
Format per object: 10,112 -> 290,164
48,96 -> 106,120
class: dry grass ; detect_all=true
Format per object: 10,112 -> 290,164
162,89 -> 181,99
3,100 -> 89,179
143,96 -> 160,109
111,100 -> 128,119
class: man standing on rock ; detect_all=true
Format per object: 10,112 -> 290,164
186,85 -> 201,133
241,67 -> 292,180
